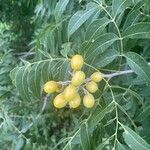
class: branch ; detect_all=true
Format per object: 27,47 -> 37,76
58,80 -> 71,85
14,52 -> 35,56
103,62 -> 150,79
103,70 -> 133,78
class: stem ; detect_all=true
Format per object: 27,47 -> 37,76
80,86 -> 89,94
102,78 -> 119,150
62,129 -> 80,150
58,80 -> 71,85
95,1 -> 123,54
103,70 -> 133,78
14,52 -> 35,56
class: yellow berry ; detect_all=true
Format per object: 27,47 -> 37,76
43,81 -> 58,94
71,71 -> 85,86
69,94 -> 81,108
83,94 -> 95,108
90,72 -> 103,82
71,54 -> 84,70
86,81 -> 98,93
53,93 -> 67,109
63,85 -> 77,101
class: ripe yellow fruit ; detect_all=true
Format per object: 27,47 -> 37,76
90,72 -> 103,82
43,81 -> 58,94
71,71 -> 85,86
71,55 -> 84,70
83,94 -> 95,108
63,85 -> 77,101
53,93 -> 67,109
86,81 -> 98,93
69,94 -> 81,108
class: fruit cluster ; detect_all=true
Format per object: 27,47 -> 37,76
43,55 -> 103,109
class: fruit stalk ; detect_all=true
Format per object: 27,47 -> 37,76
103,70 -> 133,78
103,62 -> 150,78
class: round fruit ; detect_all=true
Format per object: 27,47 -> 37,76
63,85 -> 77,101
43,81 -> 58,94
90,72 -> 103,82
83,94 -> 95,108
71,54 -> 84,70
71,71 -> 85,86
69,94 -> 81,108
86,81 -> 98,93
53,93 -> 67,109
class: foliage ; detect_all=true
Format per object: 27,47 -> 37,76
0,0 -> 37,51
1,0 -> 150,149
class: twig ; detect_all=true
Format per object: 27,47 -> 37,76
58,80 -> 71,85
68,71 -> 73,76
14,52 -> 35,59
103,61 -> 150,78
80,86 -> 89,94
103,70 -> 133,78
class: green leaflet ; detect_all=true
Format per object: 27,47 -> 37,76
55,0 -> 70,22
68,2 -> 98,37
123,0 -> 146,30
95,137 -> 112,150
32,24 -> 57,56
84,48 -> 118,71
95,49 -> 119,68
41,61 -> 53,83
10,67 -> 19,85
125,52 -> 150,86
87,102 -> 115,128
28,63 -> 43,99
123,11 -> 140,30
85,17 -> 111,41
111,85 -> 144,106
60,42 -> 71,57
122,125 -> 150,150
14,138 -> 24,150
15,66 -> 31,101
12,58 -> 69,101
23,142 -> 32,150
80,123 -> 91,150
122,22 -> 150,39
62,132 -> 80,150
45,31 -> 55,55
81,33 -> 119,61
136,106 -> 150,121
95,134 -> 116,150
112,0 -> 133,17
51,60 -> 70,81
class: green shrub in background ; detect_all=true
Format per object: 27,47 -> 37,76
0,0 -> 37,52
1,0 -> 150,149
